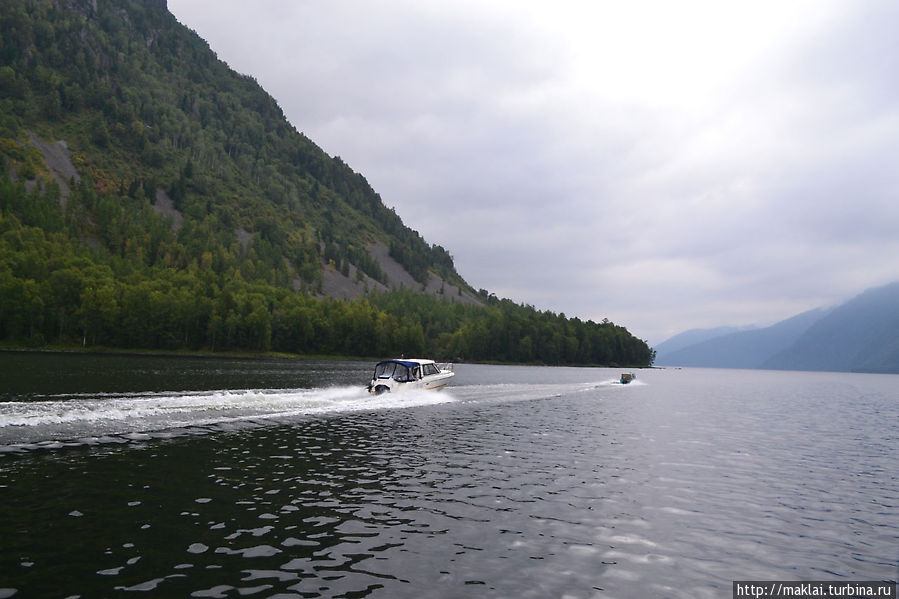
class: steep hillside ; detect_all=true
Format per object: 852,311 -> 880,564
762,282 -> 899,373
0,0 -> 654,365
655,308 -> 827,369
1,0 -> 470,297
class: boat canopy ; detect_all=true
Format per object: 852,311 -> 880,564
379,359 -> 420,369
373,360 -> 419,382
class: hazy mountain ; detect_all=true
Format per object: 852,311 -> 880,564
655,308 -> 827,369
653,325 -> 755,357
762,282 -> 899,373
655,281 -> 899,374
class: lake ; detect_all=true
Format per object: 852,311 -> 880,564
1,352 -> 897,598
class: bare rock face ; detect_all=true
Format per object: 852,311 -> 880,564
27,131 -> 80,201
318,240 -> 482,305
152,188 -> 183,231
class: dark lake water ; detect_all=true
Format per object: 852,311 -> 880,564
1,352 -> 897,598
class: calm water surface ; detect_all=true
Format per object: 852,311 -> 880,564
0,352 -> 897,598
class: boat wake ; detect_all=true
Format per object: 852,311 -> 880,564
0,386 -> 455,453
0,377 -> 642,453
606,378 -> 648,386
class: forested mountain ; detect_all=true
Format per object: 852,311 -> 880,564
0,0 -> 654,365
656,282 -> 899,374
3,0 -> 462,293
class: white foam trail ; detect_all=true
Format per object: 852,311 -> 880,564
0,386 -> 461,428
0,378 -> 632,451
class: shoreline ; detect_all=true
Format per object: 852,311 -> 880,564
0,345 -> 656,369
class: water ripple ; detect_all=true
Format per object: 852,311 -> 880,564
0,367 -> 897,598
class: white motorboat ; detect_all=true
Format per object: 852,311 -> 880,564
367,359 -> 454,394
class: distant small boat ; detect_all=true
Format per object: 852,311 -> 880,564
367,359 -> 455,395
620,373 -> 635,384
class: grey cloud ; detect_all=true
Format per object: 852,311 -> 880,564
168,0 -> 899,344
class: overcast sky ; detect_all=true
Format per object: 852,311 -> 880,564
168,0 -> 899,345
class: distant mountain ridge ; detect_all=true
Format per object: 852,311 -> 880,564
762,282 -> 899,373
652,325 -> 756,357
655,282 -> 899,374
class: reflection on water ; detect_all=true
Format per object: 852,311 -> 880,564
0,354 -> 897,598
0,351 -> 370,398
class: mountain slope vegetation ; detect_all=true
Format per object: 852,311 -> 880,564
0,0 -> 653,366
3,0 -> 457,291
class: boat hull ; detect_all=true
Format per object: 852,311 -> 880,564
370,372 -> 454,394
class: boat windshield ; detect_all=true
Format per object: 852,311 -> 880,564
422,363 -> 439,376
374,361 -> 415,382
